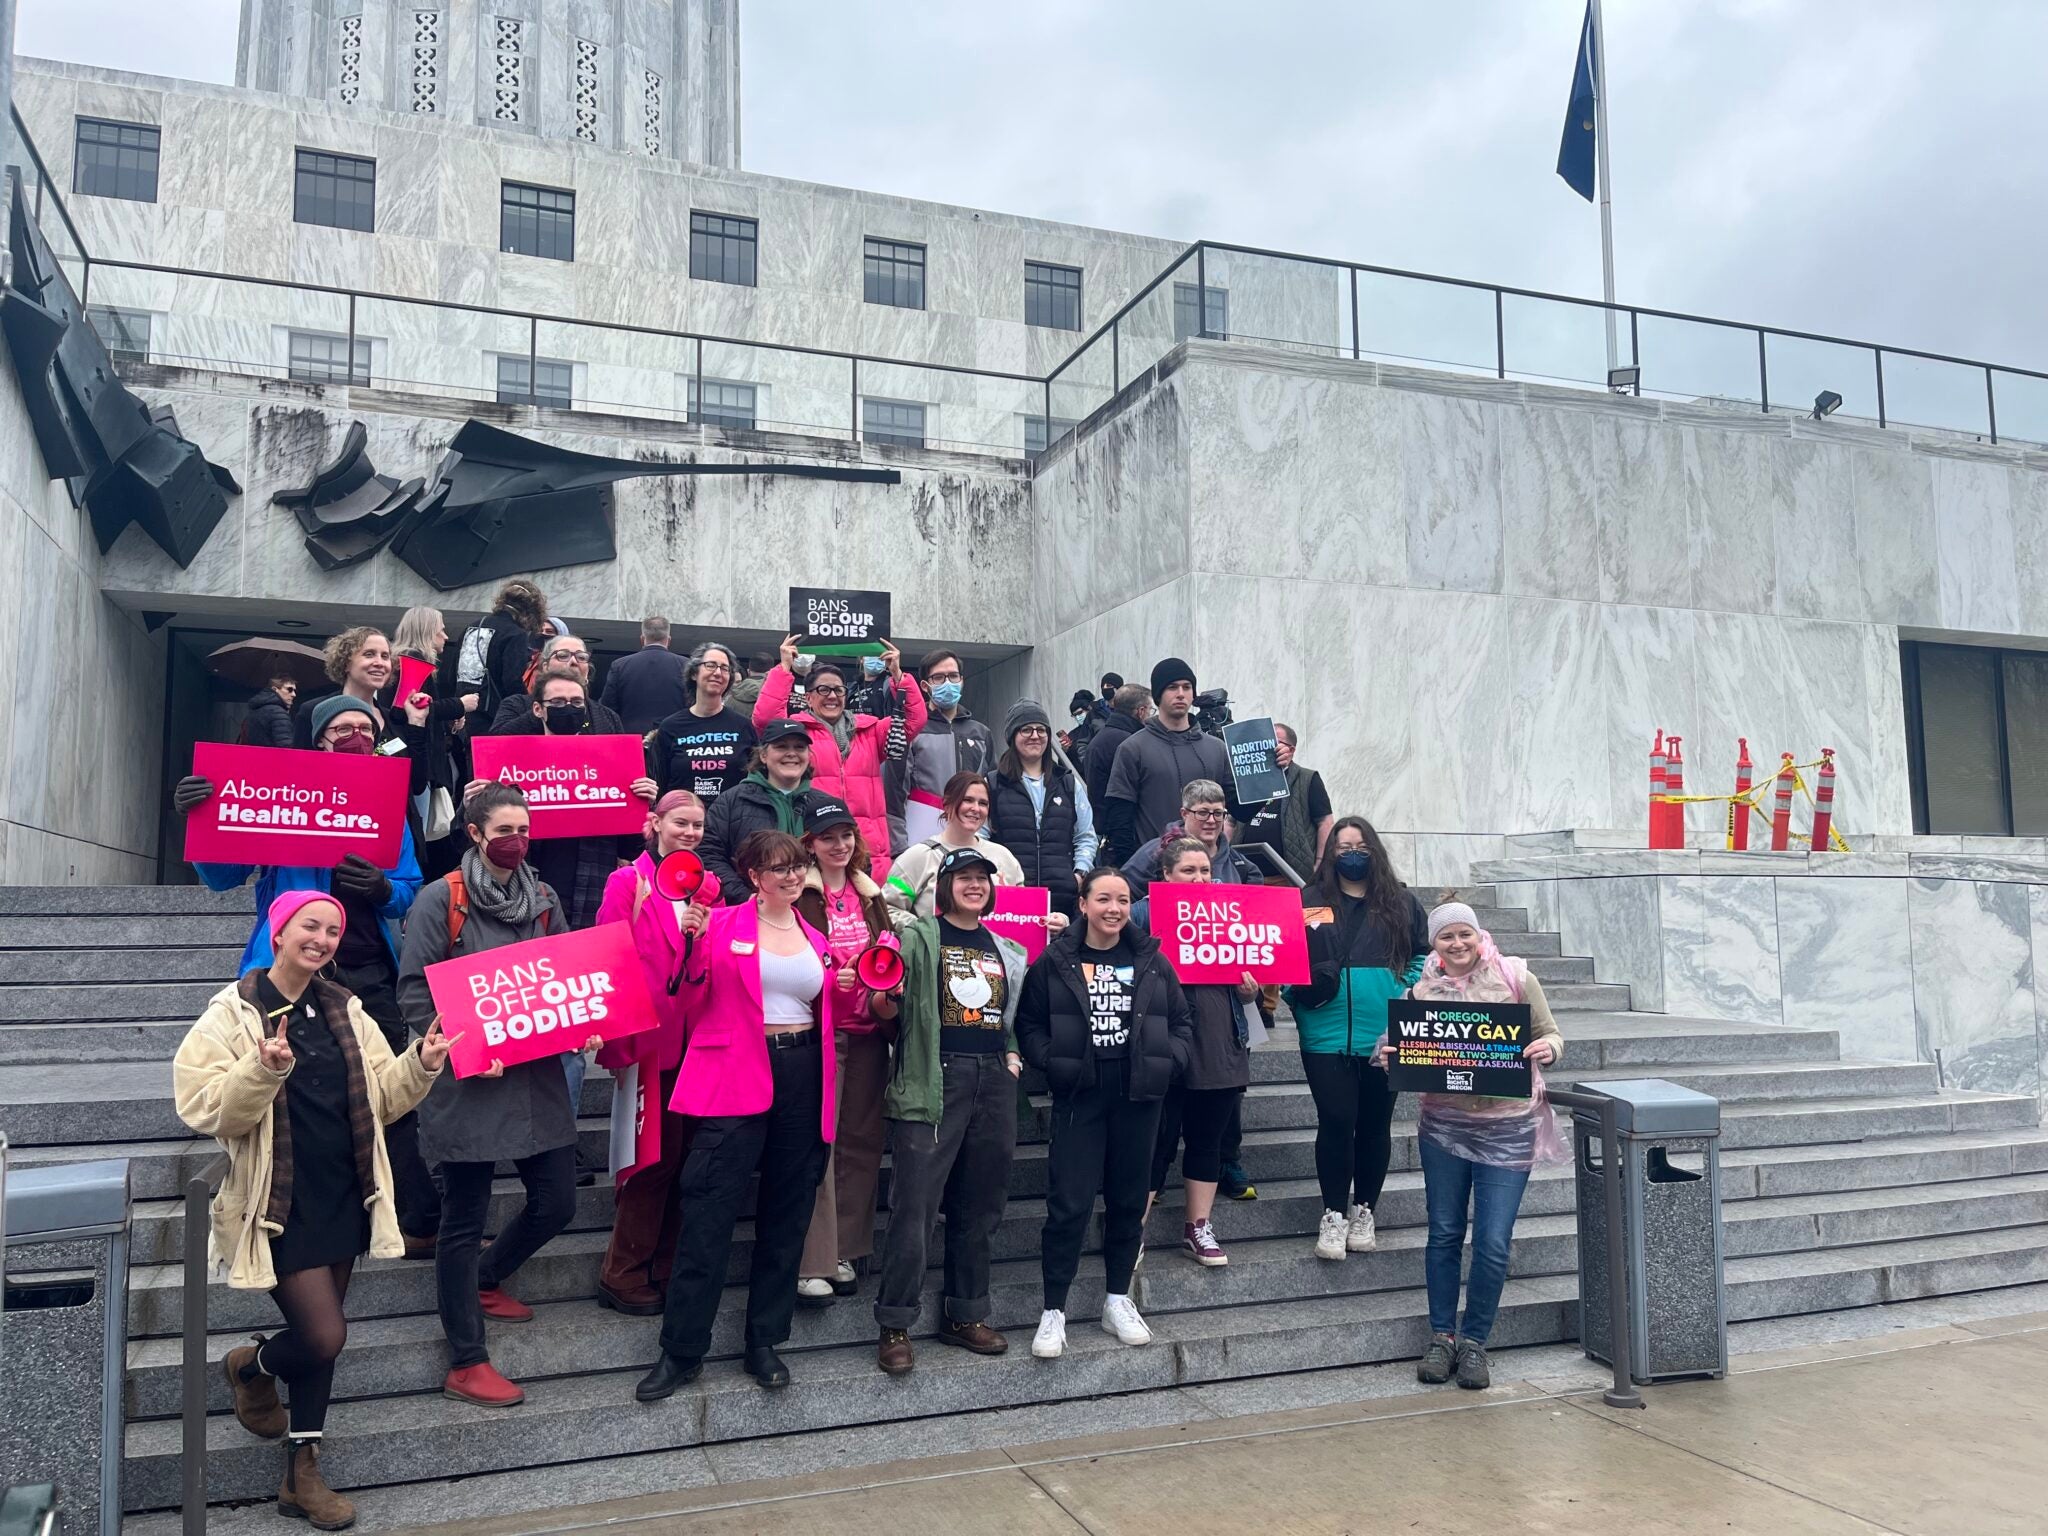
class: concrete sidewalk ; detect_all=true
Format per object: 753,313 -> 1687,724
405,1311 -> 2048,1536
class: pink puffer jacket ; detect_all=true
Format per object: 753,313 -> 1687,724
752,665 -> 926,879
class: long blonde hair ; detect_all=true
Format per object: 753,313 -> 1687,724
393,605 -> 444,661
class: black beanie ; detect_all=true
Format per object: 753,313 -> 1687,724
1150,656 -> 1196,698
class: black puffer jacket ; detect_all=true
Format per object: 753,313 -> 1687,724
986,764 -> 1082,911
700,775 -> 814,902
1016,926 -> 1193,1102
242,689 -> 295,748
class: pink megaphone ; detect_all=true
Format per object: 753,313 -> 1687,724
854,943 -> 905,993
654,848 -> 720,906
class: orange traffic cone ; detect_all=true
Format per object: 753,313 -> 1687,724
1809,749 -> 1837,853
1770,753 -> 1796,852
1729,738 -> 1755,851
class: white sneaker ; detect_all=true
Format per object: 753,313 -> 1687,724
1100,1293 -> 1152,1346
1032,1309 -> 1068,1359
1316,1208 -> 1349,1261
833,1261 -> 857,1286
796,1276 -> 835,1304
1346,1203 -> 1378,1252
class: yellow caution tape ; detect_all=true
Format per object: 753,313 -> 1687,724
1651,763 -> 1849,854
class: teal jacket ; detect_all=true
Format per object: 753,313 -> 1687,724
883,915 -> 1030,1128
1284,886 -> 1429,1056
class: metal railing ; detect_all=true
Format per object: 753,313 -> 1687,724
181,1152 -> 228,1536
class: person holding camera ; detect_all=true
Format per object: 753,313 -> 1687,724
1100,657 -> 1232,865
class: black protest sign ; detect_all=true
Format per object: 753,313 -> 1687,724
1385,999 -> 1533,1098
1223,717 -> 1288,805
789,587 -> 891,656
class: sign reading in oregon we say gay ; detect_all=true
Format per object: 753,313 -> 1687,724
470,734 -> 648,838
182,742 -> 408,869
426,922 -> 658,1078
1152,883 -> 1310,986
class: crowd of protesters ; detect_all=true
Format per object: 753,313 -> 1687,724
174,580 -> 1562,1526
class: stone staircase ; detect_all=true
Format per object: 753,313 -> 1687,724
5,882 -> 2048,1526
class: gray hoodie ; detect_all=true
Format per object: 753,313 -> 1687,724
1103,718 -> 1233,861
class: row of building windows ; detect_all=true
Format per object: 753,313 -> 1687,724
69,116 -> 1097,328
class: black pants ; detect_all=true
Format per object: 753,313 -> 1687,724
1040,1058 -> 1162,1311
872,1052 -> 1018,1330
436,1145 -> 577,1369
331,953 -> 440,1238
659,1035 -> 827,1361
1300,1050 -> 1398,1214
1220,1094 -> 1244,1169
1150,1082 -> 1246,1192
253,1259 -> 353,1437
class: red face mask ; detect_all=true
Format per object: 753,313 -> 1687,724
484,832 -> 530,870
326,730 -> 377,756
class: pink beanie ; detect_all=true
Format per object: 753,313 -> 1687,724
268,890 -> 347,945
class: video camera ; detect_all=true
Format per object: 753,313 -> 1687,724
1191,687 -> 1234,738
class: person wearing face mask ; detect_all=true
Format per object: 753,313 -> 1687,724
175,891 -> 452,1529
399,785 -> 584,1409
487,630 -> 627,737
177,694 -> 441,1255
648,641 -> 758,806
885,649 -> 994,851
1286,816 -> 1429,1263
591,790 -> 710,1314
754,634 -> 926,880
1102,658 -> 1234,866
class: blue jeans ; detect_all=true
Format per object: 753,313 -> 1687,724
1419,1134 -> 1531,1345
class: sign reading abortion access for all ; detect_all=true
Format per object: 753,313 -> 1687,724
986,883 -> 1052,962
183,742 -> 408,869
470,734 -> 648,838
789,586 -> 891,656
427,921 -> 658,1078
1153,883 -> 1309,986
1385,999 -> 1534,1098
1223,717 -> 1289,806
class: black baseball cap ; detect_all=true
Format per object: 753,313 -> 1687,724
759,718 -> 811,747
802,794 -> 856,837
938,845 -> 1001,879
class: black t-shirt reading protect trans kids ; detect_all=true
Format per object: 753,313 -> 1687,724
1080,933 -> 1138,1059
653,706 -> 758,802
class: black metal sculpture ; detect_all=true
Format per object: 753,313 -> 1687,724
0,172 -> 239,567
272,419 -> 425,570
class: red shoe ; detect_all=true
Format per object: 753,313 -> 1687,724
444,1362 -> 526,1406
478,1287 -> 534,1322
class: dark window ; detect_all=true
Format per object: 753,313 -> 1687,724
295,148 -> 376,232
497,355 -> 574,408
86,306 -> 152,364
1903,640 -> 2048,835
73,117 -> 160,202
689,211 -> 757,286
1173,282 -> 1229,342
1024,414 -> 1076,456
501,181 -> 575,261
1024,261 -> 1082,331
687,378 -> 758,430
287,330 -> 372,386
863,237 -> 925,310
862,398 -> 926,449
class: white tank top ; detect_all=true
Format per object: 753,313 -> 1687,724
758,943 -> 824,1025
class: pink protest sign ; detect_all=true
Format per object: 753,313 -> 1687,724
987,884 -> 1053,961
471,734 -> 649,838
426,921 -> 658,1079
1152,883 -> 1310,985
183,742 -> 408,869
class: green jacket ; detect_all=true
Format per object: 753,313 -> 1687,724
883,916 -> 1030,1127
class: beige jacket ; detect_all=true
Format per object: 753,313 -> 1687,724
882,834 -> 1027,920
173,979 -> 440,1290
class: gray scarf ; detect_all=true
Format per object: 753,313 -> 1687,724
460,843 -> 545,928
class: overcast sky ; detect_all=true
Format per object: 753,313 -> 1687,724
19,0 -> 2046,381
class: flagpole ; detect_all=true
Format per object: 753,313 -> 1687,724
1591,0 -> 1618,373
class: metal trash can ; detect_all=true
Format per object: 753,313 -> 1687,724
1574,1080 -> 1726,1383
0,1159 -> 133,1536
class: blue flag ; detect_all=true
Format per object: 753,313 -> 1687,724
1557,2 -> 1598,201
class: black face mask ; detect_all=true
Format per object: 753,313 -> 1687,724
545,702 -> 588,735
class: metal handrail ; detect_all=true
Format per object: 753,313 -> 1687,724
181,1152 -> 229,1536
1542,1087 -> 1645,1411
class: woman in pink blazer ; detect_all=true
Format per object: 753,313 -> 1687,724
636,828 -> 837,1402
752,635 -> 927,880
593,791 -> 706,1315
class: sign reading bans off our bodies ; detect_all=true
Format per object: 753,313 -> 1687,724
426,922 -> 658,1078
470,734 -> 648,839
183,742 -> 408,869
1152,883 -> 1310,986
790,586 -> 890,656
1384,999 -> 1534,1098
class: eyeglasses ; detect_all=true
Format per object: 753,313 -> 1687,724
926,672 -> 963,684
553,650 -> 590,663
697,662 -> 733,674
1015,725 -> 1050,738
808,685 -> 846,698
757,862 -> 809,878
324,725 -> 375,743
1184,806 -> 1227,820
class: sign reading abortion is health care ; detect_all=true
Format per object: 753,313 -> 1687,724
1223,717 -> 1289,806
426,921 -> 658,1078
1152,883 -> 1309,986
790,586 -> 891,656
1385,999 -> 1534,1098
471,734 -> 648,838
183,743 -> 408,868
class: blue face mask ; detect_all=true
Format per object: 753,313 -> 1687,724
931,681 -> 963,709
862,655 -> 886,677
1335,850 -> 1371,882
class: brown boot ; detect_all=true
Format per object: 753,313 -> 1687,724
223,1340 -> 286,1439
278,1440 -> 355,1530
936,1319 -> 1008,1356
877,1327 -> 915,1376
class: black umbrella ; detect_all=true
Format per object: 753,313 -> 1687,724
207,637 -> 329,692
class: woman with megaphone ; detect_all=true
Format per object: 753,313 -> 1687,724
791,795 -> 903,1307
591,790 -> 711,1315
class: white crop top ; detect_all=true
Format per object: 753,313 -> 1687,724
759,943 -> 824,1025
